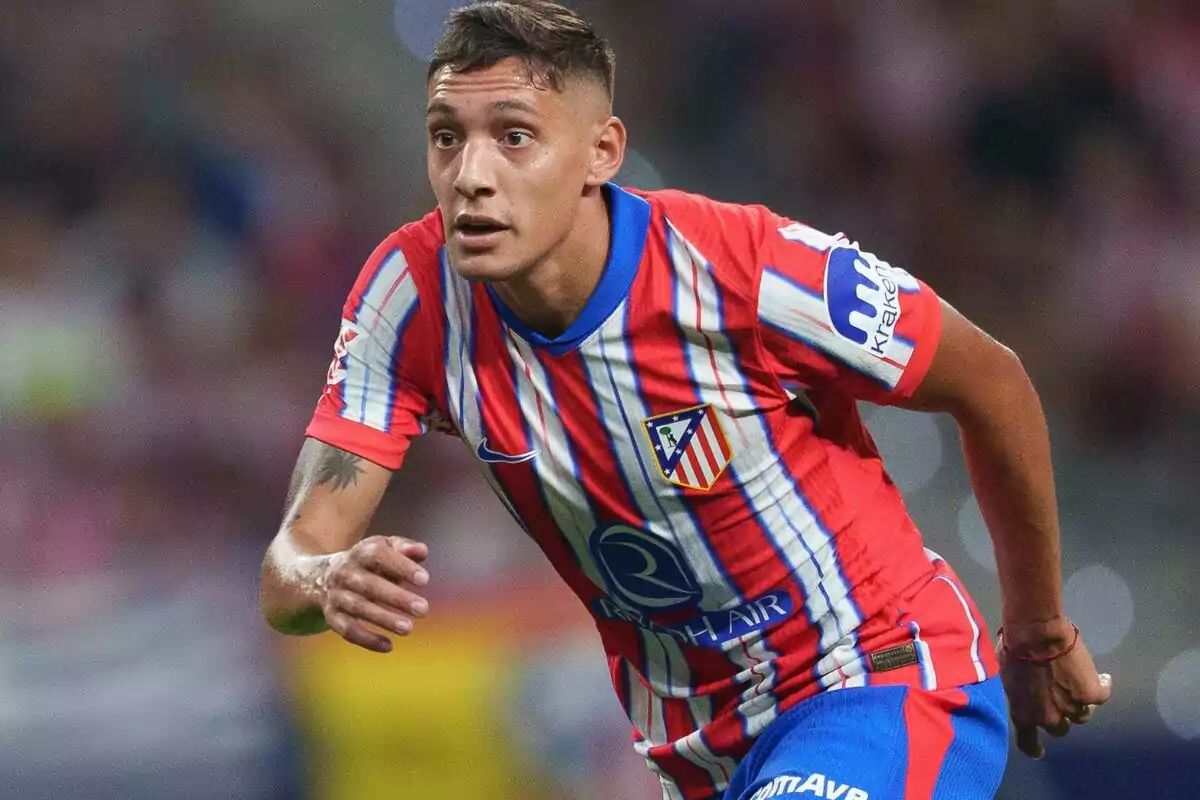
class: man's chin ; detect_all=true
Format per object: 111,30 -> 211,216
447,248 -> 521,283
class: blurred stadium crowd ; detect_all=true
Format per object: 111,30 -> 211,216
2,1 -> 1197,799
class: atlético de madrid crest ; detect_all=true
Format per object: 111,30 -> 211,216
642,403 -> 733,491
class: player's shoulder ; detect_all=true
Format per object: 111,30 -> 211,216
633,186 -> 846,256
631,186 -> 842,263
341,210 -> 445,322
627,186 -> 797,295
633,186 -> 773,243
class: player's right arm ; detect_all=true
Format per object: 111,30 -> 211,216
259,438 -> 430,653
260,229 -> 441,653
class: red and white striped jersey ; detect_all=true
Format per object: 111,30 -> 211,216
306,184 -> 998,800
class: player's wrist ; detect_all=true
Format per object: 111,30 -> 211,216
999,614 -> 1078,660
312,551 -> 343,602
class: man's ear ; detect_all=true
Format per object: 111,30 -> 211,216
586,116 -> 626,187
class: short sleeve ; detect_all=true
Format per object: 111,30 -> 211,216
756,219 -> 943,404
305,236 -> 434,469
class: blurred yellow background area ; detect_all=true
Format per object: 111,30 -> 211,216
287,626 -> 529,800
282,581 -> 630,800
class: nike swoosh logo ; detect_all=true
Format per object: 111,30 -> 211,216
476,437 -> 538,464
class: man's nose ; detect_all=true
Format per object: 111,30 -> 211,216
453,139 -> 497,199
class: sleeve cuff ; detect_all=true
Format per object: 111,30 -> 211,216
891,286 -> 944,401
304,410 -> 412,471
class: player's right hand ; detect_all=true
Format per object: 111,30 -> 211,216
318,535 -> 430,653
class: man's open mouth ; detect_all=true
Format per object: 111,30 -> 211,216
459,222 -> 505,234
455,215 -> 509,236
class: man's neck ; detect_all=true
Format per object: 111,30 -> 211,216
492,189 -> 611,339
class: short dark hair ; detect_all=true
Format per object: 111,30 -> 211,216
428,1 -> 616,100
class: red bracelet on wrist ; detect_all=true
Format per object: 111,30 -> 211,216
998,623 -> 1081,663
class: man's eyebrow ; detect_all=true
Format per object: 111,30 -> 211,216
425,98 -> 541,118
489,98 -> 540,115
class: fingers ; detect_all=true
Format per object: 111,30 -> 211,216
335,569 -> 429,620
323,575 -> 428,654
1044,718 -> 1071,738
321,536 -> 432,653
1016,724 -> 1044,759
1018,670 -> 1112,759
331,589 -> 415,636
1066,672 -> 1111,724
325,610 -> 394,653
386,536 -> 430,565
352,537 -> 430,586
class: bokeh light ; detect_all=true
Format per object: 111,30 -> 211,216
1157,648 -> 1200,740
394,0 -> 462,62
865,406 -> 945,494
1062,564 -> 1134,657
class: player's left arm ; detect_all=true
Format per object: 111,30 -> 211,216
748,214 -> 1111,758
897,300 -> 1113,758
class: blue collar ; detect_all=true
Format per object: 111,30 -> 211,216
487,182 -> 651,356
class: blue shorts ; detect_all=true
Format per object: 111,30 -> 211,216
723,677 -> 1009,800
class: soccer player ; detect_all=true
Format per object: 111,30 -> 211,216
259,2 -> 1113,798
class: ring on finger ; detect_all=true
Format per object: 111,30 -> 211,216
1069,704 -> 1098,723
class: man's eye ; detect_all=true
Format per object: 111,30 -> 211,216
504,131 -> 532,147
432,132 -> 457,149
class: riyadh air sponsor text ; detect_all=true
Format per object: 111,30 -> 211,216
593,592 -> 793,648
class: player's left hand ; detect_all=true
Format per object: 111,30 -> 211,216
997,620 -> 1112,759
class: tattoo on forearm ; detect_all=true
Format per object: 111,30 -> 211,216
315,449 -> 364,491
281,440 -> 365,524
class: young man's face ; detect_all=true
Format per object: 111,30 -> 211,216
426,57 -> 614,282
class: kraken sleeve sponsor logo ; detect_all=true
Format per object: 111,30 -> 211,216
593,592 -> 794,648
589,524 -> 703,611
823,247 -> 918,359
